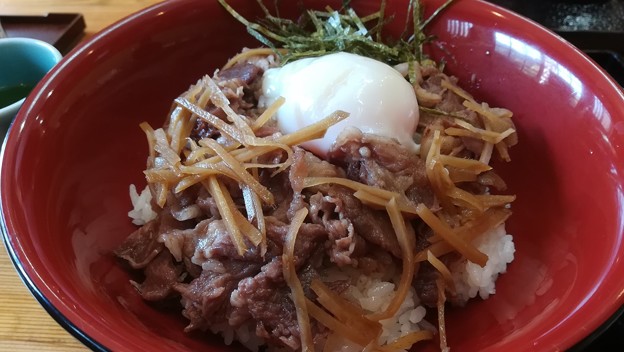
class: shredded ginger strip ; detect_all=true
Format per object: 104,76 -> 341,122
310,279 -> 381,339
206,177 -> 248,256
199,138 -> 275,205
379,330 -> 434,351
188,110 -> 348,168
367,197 -> 416,321
306,298 -> 374,347
416,203 -> 488,267
283,208 -> 315,351
303,177 -> 418,215
436,279 -> 449,352
252,96 -> 285,131
415,208 -> 511,262
427,250 -> 456,293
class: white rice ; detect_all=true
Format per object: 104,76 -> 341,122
209,321 -> 266,352
451,223 -> 515,303
350,278 -> 430,349
320,266 -> 432,352
127,184 -> 157,225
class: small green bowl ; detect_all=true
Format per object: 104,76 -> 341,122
0,38 -> 62,140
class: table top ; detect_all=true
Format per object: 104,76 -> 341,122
0,1 -> 160,350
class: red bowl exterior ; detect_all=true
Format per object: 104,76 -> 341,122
2,0 -> 624,351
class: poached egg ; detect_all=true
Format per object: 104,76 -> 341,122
261,52 -> 419,157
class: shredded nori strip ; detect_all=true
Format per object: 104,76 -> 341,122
218,0 -> 454,84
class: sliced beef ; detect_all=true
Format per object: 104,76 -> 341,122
166,185 -> 203,222
413,253 -> 458,308
265,216 -> 328,267
263,171 -> 294,223
289,147 -> 345,193
196,189 -> 219,218
159,218 -> 212,278
356,249 -> 396,278
115,219 -> 163,269
413,262 -> 440,308
230,258 -> 325,351
215,63 -> 262,84
328,128 -> 434,207
196,219 -> 267,262
116,209 -> 189,270
308,192 -> 367,265
192,117 -> 221,141
321,184 -> 402,258
159,218 -> 209,263
131,250 -> 183,301
289,148 -> 365,265
175,260 -> 262,332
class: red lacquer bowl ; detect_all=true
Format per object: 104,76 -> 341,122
2,0 -> 624,351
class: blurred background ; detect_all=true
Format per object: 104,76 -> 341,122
489,0 -> 623,86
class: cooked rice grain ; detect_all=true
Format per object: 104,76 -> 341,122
128,184 -> 157,225
451,224 -> 515,302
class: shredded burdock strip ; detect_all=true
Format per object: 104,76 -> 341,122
139,122 -> 157,161
231,200 -> 263,247
175,97 -> 247,144
438,77 -> 517,164
203,76 -> 256,136
160,103 -> 347,195
174,165 -> 239,193
436,154 -> 492,173
441,78 -> 476,104
177,77 -> 296,174
479,138 -> 495,165
447,119 -> 514,145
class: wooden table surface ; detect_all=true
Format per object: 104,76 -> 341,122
0,1 -> 161,350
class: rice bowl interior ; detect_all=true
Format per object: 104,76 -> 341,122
1,0 -> 623,351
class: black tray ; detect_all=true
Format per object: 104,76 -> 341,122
0,13 -> 86,55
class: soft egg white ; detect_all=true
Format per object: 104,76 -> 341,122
261,52 -> 419,157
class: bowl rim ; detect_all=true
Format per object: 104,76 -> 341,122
1,0 -> 624,350
0,1 -> 180,350
0,238 -> 108,351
